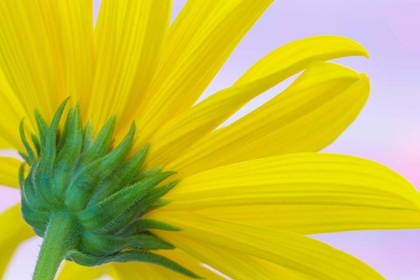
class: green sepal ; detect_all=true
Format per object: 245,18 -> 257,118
88,144 -> 149,206
75,115 -> 116,170
19,119 -> 36,166
80,232 -> 174,255
31,133 -> 41,156
18,152 -> 30,164
67,250 -> 201,279
33,227 -> 45,238
78,171 -> 175,231
56,108 -> 70,152
33,109 -> 49,144
65,123 -> 136,211
33,100 -> 69,209
52,107 -> 83,200
137,181 -> 179,215
48,98 -> 69,135
113,184 -> 177,235
21,201 -> 49,233
144,199 -> 171,213
19,164 -> 49,234
95,180 -> 176,236
82,119 -> 93,152
124,219 -> 181,235
19,166 -> 46,211
133,166 -> 163,182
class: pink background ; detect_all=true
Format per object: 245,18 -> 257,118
1,0 -> 419,279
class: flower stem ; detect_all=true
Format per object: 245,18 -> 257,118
32,211 -> 78,280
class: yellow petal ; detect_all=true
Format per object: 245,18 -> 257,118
0,70 -> 30,150
0,204 -> 34,278
254,257 -> 315,280
0,1 -> 54,120
89,0 -> 171,134
161,153 -> 420,233
0,0 -> 94,122
35,0 -> 95,115
147,36 -> 368,166
169,62 -> 370,176
109,263 -> 161,280
57,261 -> 109,280
0,156 -> 22,188
196,205 -> 420,234
235,35 -> 368,85
155,235 -> 304,280
134,0 -> 274,144
0,137 -> 10,149
110,249 -> 223,280
149,212 -> 383,280
157,248 -> 225,280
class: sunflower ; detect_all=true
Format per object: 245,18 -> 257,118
0,0 -> 419,279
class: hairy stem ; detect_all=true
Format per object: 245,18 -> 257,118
33,211 -> 78,280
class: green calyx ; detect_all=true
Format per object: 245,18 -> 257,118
19,99 -> 199,279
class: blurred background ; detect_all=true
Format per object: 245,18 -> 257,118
1,0 -> 419,279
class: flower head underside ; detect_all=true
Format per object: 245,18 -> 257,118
0,1 -> 420,279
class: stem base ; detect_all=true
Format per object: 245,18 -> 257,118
33,211 -> 78,280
